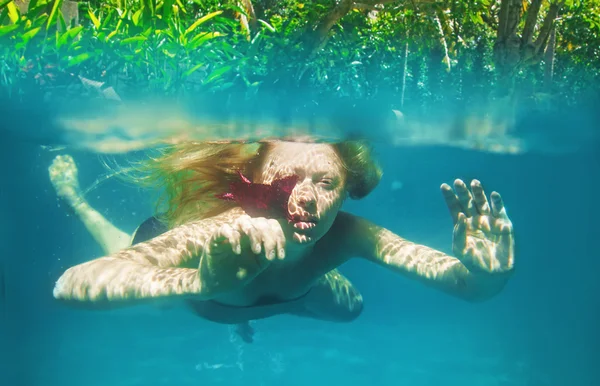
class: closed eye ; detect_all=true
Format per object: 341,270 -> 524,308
318,178 -> 337,189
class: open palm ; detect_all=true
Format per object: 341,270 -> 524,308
441,179 -> 515,276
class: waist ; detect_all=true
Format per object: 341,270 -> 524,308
186,291 -> 311,324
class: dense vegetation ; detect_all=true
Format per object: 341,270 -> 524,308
1,0 -> 598,139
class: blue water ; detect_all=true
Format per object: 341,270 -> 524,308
1,131 -> 599,385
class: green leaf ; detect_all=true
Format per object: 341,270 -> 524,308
31,13 -> 48,28
67,52 -> 92,67
21,26 -> 41,43
175,0 -> 186,13
26,0 -> 47,16
162,0 -> 174,21
100,9 -> 115,29
132,9 -> 143,26
188,31 -> 221,50
142,0 -> 155,17
120,35 -> 147,45
183,63 -> 204,77
46,0 -> 63,29
58,10 -> 66,31
0,0 -> 14,10
162,43 -> 179,58
203,65 -> 231,85
107,19 -> 123,41
258,19 -> 276,33
157,27 -> 175,39
184,10 -> 222,37
0,23 -> 18,37
57,25 -> 83,49
88,9 -> 100,29
6,1 -> 18,24
469,12 -> 484,25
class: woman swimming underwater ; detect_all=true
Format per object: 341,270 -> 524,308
51,138 -> 515,327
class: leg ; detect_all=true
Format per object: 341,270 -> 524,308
294,269 -> 364,322
49,154 -> 131,255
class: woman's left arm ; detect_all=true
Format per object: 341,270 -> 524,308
345,178 -> 515,302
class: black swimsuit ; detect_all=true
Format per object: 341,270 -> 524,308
130,215 -> 169,246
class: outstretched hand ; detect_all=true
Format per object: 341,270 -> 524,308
441,179 -> 515,277
48,154 -> 82,207
199,215 -> 287,294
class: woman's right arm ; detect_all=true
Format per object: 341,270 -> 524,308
52,208 -> 249,308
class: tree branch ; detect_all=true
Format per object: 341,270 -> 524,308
522,0 -> 543,45
533,1 -> 562,53
359,0 -> 407,5
543,24 -> 556,91
307,0 -> 435,57
236,0 -> 257,40
434,12 -> 451,72
506,0 -> 522,37
242,0 -> 257,30
354,3 -> 384,11
497,0 -> 511,41
309,0 -> 355,54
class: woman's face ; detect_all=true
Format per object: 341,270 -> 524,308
259,142 -> 347,245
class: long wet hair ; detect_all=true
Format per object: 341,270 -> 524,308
126,138 -> 383,228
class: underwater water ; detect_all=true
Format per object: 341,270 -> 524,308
1,110 -> 599,386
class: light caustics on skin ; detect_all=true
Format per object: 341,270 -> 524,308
52,139 -> 514,311
51,141 -> 360,308
257,142 -> 347,245
52,208 -> 248,303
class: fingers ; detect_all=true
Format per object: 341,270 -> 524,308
235,216 -> 262,254
220,224 -> 242,254
440,179 -> 476,222
470,180 -> 491,216
233,216 -> 286,262
252,219 -> 278,261
453,179 -> 476,217
453,213 -> 468,253
500,228 -> 515,269
211,224 -> 241,255
490,191 -> 509,220
268,219 -> 286,260
443,179 -> 499,221
441,183 -> 462,223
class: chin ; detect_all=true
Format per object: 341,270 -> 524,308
287,219 -> 319,244
291,232 -> 316,245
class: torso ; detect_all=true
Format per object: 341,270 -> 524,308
132,211 -> 357,308
210,217 -> 352,306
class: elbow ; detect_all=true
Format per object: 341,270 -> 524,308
52,268 -> 75,301
51,266 -> 111,307
455,272 -> 512,303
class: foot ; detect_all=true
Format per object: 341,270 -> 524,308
48,154 -> 84,209
235,322 -> 255,343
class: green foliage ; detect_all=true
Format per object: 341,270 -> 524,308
0,0 -> 598,117
0,0 -> 242,101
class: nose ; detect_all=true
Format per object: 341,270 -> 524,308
294,184 -> 317,211
298,195 -> 316,211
